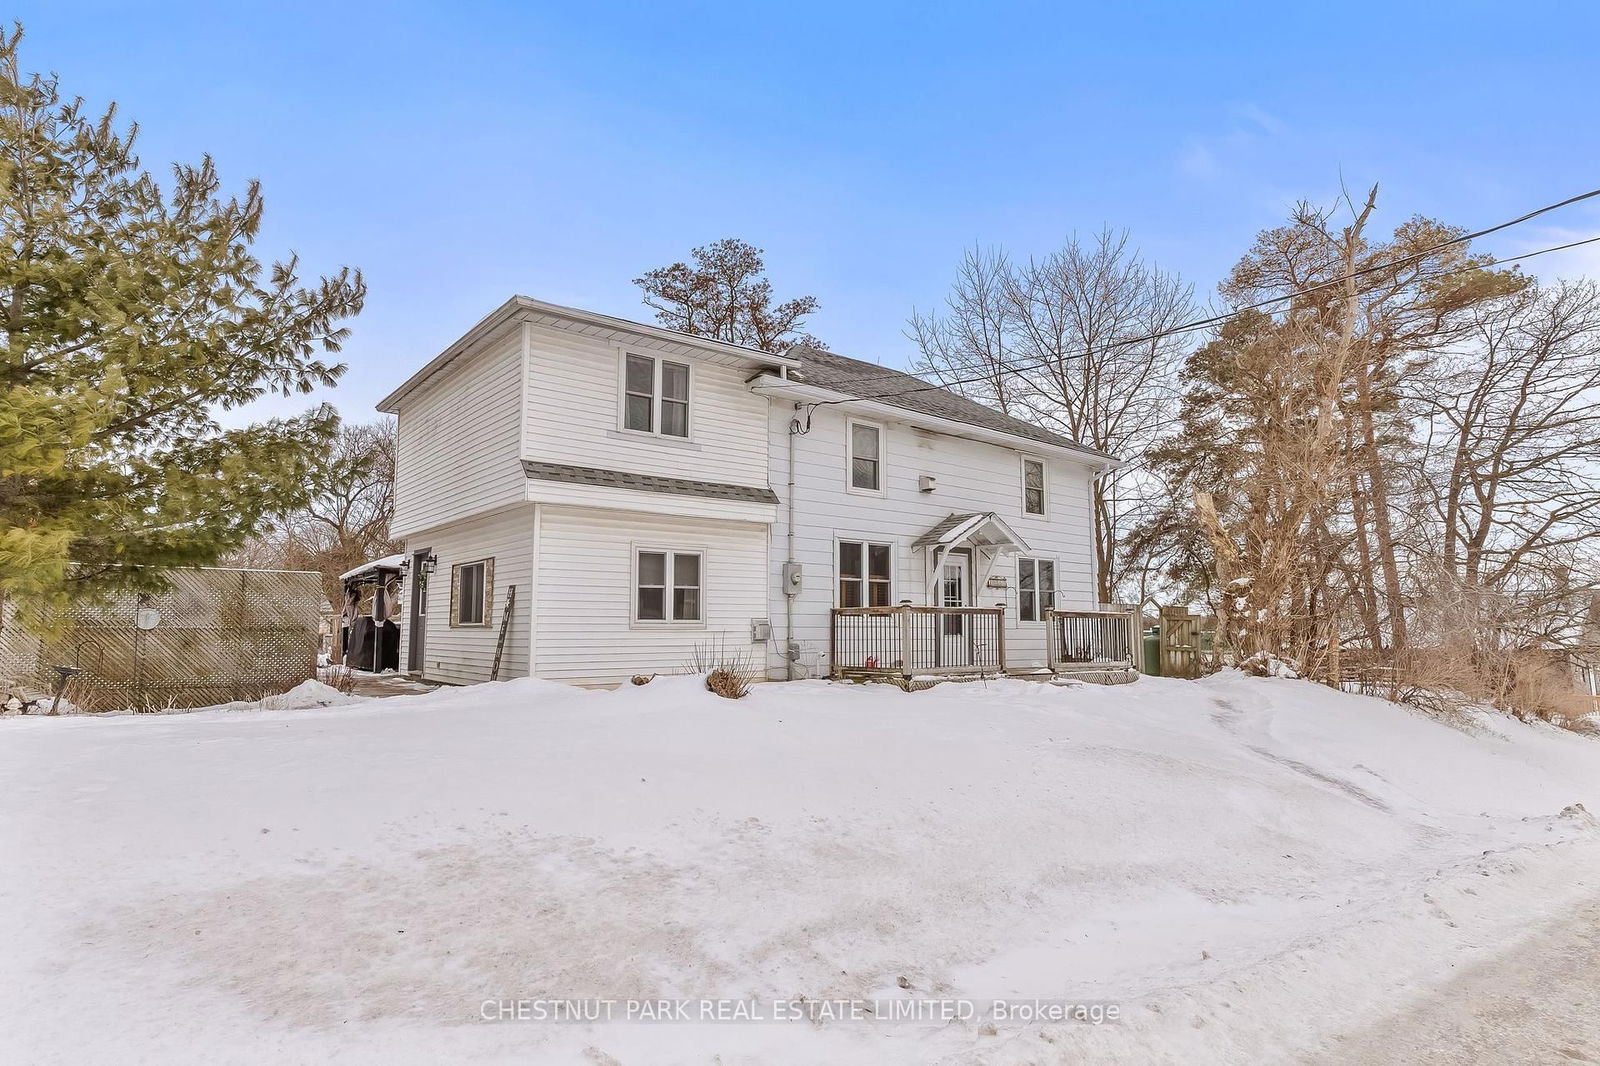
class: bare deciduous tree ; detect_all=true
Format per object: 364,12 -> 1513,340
230,418 -> 401,607
909,230 -> 1194,604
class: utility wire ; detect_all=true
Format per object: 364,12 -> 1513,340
754,188 -> 1600,410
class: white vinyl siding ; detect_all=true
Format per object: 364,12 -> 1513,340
391,328 -> 525,537
523,325 -> 768,487
536,506 -> 767,686
767,406 -> 1098,677
398,505 -> 534,685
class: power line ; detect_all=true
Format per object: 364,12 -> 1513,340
754,187 -> 1600,410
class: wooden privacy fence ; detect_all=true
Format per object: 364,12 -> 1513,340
2,568 -> 322,713
1045,608 -> 1140,677
830,605 -> 1006,679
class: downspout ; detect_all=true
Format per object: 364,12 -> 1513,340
785,399 -> 799,681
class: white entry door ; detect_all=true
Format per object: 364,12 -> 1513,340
939,553 -> 971,668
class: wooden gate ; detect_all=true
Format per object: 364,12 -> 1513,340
1158,607 -> 1211,679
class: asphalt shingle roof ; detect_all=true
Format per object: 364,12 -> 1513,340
790,346 -> 1109,459
522,461 -> 780,504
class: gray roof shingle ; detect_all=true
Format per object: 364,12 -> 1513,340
522,461 -> 780,504
790,346 -> 1111,459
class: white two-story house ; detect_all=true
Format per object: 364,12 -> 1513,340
377,296 -> 1120,688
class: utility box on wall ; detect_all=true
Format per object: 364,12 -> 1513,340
781,561 -> 802,596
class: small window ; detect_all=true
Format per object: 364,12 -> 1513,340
1022,458 -> 1046,516
838,540 -> 892,607
1018,558 -> 1056,622
621,353 -> 691,438
451,559 -> 492,627
636,549 -> 702,623
849,421 -> 882,492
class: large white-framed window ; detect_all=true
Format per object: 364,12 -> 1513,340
450,558 -> 493,627
1017,557 -> 1056,622
847,419 -> 885,494
837,539 -> 893,607
634,547 -> 703,624
1021,456 -> 1047,517
620,352 -> 692,439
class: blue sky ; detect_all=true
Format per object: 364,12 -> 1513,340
17,1 -> 1600,422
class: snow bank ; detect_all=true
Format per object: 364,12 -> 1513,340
1,671 -> 1596,1064
257,679 -> 358,710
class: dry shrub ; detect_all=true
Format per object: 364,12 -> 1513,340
320,665 -> 356,694
683,637 -> 757,700
706,667 -> 750,700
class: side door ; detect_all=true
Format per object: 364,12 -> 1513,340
407,548 -> 430,674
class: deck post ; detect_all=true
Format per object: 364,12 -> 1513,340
828,608 -> 838,680
993,606 -> 1006,674
898,605 -> 914,680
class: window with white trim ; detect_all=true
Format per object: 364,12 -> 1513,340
622,353 -> 691,438
451,559 -> 492,627
838,540 -> 892,607
1022,457 -> 1046,516
635,549 -> 702,622
1018,557 -> 1056,622
848,420 -> 882,492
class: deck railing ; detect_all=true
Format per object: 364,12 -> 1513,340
830,605 -> 1006,679
1045,608 -> 1139,674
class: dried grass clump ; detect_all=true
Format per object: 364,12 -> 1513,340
684,637 -> 757,700
706,667 -> 750,700
320,665 -> 357,694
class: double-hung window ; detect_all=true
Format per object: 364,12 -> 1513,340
1018,557 -> 1056,622
838,540 -> 892,607
622,353 -> 691,438
635,549 -> 702,623
1022,457 -> 1046,516
849,420 -> 883,492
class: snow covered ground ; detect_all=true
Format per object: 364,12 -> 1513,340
2,672 -> 1597,1064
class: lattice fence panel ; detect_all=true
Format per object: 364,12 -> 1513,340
7,568 -> 321,713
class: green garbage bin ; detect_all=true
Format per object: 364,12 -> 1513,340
1142,628 -> 1162,676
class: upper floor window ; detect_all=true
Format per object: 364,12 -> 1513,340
849,420 -> 883,493
622,353 -> 691,438
838,540 -> 892,607
635,549 -> 702,623
1018,557 -> 1055,622
1022,457 -> 1046,516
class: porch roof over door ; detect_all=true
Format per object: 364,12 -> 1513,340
911,512 -> 1031,554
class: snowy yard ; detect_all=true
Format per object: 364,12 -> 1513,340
2,673 -> 1598,1064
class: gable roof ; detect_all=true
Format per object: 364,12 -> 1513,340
789,346 -> 1112,460
911,512 -> 1031,553
377,296 -> 800,413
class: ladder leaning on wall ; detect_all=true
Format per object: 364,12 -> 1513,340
489,585 -> 517,682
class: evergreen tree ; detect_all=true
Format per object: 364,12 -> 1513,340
0,26 -> 365,621
633,238 -> 824,352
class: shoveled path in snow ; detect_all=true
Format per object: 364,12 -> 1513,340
1306,893 -> 1600,1064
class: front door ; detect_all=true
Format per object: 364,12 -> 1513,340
939,552 -> 972,668
407,549 -> 430,674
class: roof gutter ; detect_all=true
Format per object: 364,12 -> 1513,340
748,374 -> 1123,467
